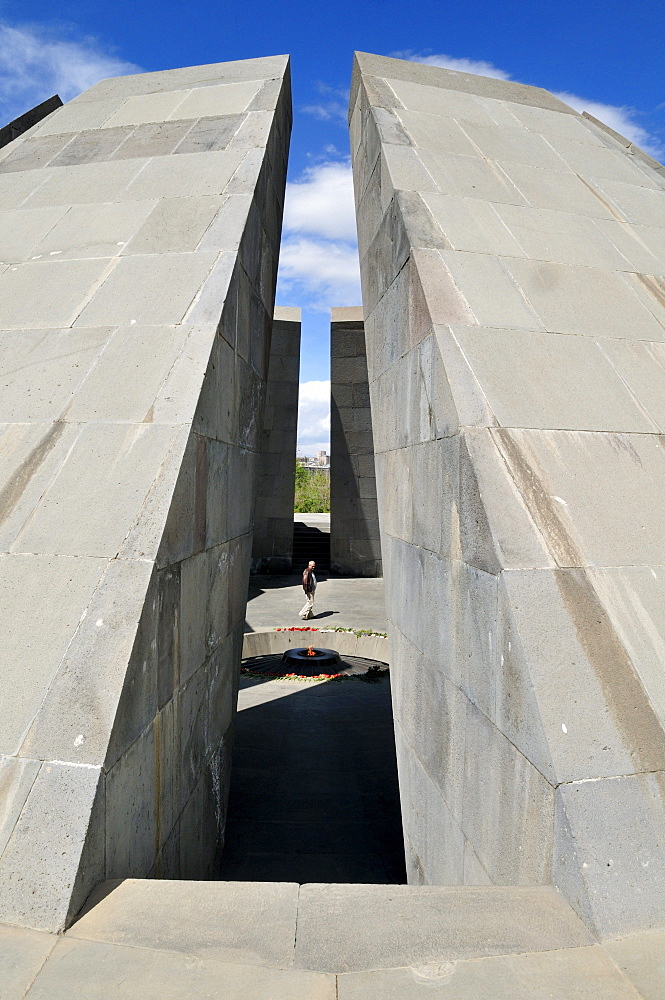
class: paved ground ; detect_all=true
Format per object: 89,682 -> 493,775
246,574 -> 388,632
219,669 -> 405,884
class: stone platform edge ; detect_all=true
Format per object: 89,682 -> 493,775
242,629 -> 389,663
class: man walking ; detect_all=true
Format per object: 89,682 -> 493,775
299,560 -> 317,619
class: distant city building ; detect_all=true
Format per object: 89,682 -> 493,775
296,451 -> 330,470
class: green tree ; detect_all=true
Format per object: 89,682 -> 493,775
294,463 -> 330,513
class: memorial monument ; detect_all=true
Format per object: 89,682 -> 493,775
351,50 -> 665,938
0,54 -> 291,932
330,307 -> 382,576
251,305 -> 301,573
1,48 -> 665,997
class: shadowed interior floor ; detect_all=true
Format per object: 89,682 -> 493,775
219,668 -> 406,884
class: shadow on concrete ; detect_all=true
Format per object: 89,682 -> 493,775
292,521 -> 330,572
219,672 -> 406,884
246,572 -> 305,604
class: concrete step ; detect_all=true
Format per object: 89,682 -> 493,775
3,879 -> 657,998
70,880 -> 593,972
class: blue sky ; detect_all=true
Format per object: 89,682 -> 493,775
0,0 -> 663,452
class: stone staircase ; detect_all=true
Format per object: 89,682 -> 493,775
3,879 -> 660,998
292,520 -> 330,572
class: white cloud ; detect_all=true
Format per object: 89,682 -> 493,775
399,50 -> 662,160
297,380 -> 330,454
279,160 -> 361,310
300,81 -> 349,123
0,21 -> 141,122
391,49 -> 510,80
283,161 -> 357,241
277,236 -> 361,310
301,101 -> 347,122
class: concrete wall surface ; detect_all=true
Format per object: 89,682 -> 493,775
0,54 -> 291,931
351,51 -> 665,938
330,307 -> 382,576
251,305 -> 300,572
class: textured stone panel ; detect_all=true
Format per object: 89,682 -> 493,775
338,946 -> 641,1000
69,878 -> 299,967
295,883 -> 593,973
0,55 -> 291,932
251,306 -> 300,573
26,937 -> 334,1000
352,50 -> 665,938
0,924 -> 57,1000
330,307 -> 382,576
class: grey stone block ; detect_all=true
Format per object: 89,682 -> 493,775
606,928 -> 665,1000
0,204 -> 69,263
32,200 -> 156,260
70,878 -> 299,968
0,169 -> 54,210
0,258 -> 112,329
0,132 -> 74,172
0,756 -> 41,856
174,113 -> 245,153
173,80 -> 263,119
500,566 -> 665,784
397,109 -> 478,157
461,701 -> 554,884
337,945 -> 640,999
331,310 -> 382,577
353,52 -> 575,115
20,558 -> 154,766
48,126 -> 134,166
29,936 -> 335,999
421,190 -> 526,256
110,120 -> 193,158
251,310 -> 300,573
554,772 -> 665,937
394,720 -> 466,883
294,883 -> 594,973
13,423 -> 183,558
355,52 -> 665,937
75,251 -> 218,327
23,159 -> 147,208
493,427 -> 665,570
122,196 -> 224,254
494,202 -> 634,269
505,257 -> 665,340
102,88 -> 193,127
33,96 -> 120,136
0,924 -> 57,1000
0,553 -> 107,756
554,136 -> 661,185
452,325 -> 657,432
441,250 -> 543,329
0,56 -> 290,931
588,566 -> 665,721
0,761 -> 104,932
496,160 -> 615,217
105,724 -> 158,877
123,148 -> 245,201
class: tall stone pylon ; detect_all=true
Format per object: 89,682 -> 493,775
351,51 -> 665,938
0,55 -> 291,931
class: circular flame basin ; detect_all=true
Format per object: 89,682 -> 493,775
281,647 -> 342,675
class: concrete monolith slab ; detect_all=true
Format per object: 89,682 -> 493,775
252,306 -> 300,573
351,50 -> 665,938
330,307 -> 382,577
0,54 -> 291,932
